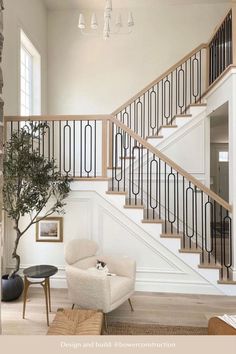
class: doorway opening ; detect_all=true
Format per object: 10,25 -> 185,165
210,102 -> 229,203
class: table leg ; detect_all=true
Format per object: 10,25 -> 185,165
47,277 -> 52,312
42,279 -> 49,326
22,276 -> 30,319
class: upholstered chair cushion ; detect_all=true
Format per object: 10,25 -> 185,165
65,239 -> 98,265
65,239 -> 136,314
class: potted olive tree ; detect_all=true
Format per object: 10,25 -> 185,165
2,123 -> 70,301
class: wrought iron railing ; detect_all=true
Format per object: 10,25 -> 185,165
109,117 -> 232,281
113,44 -> 207,139
112,9 -> 234,140
4,114 -> 233,281
4,9 -> 236,283
209,10 -> 232,86
4,116 -> 109,180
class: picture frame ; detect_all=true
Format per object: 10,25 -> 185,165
36,217 -> 63,243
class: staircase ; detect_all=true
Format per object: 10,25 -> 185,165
4,9 -> 236,293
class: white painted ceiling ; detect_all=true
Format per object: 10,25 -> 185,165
42,0 -> 230,10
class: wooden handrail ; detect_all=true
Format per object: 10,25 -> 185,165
4,115 -> 110,122
111,43 -> 207,116
109,116 -> 232,212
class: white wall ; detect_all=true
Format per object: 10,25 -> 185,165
2,0 -> 48,115
205,67 -> 236,280
47,2 -> 231,115
4,189 -> 222,295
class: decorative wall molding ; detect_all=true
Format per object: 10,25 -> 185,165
7,264 -> 221,295
4,187 -> 224,295
97,203 -> 186,274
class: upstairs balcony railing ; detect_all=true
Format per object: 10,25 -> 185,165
4,116 -> 110,180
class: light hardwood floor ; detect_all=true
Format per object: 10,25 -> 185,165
1,288 -> 236,335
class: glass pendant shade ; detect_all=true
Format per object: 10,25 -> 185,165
128,12 -> 134,27
78,13 -> 85,29
105,0 -> 112,12
116,13 -> 122,27
91,13 -> 98,29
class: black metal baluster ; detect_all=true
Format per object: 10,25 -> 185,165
182,177 -> 186,248
73,121 -> 75,178
63,120 -> 71,176
167,168 -> 176,234
59,121 -> 61,175
177,172 -> 179,234
220,205 -> 223,279
127,133 -> 131,204
52,121 -> 55,164
150,155 -> 158,220
195,186 -> 198,249
164,162 -> 167,233
223,211 -> 232,280
111,122 -> 114,191
185,182 -> 195,249
94,120 -> 96,178
84,121 -> 93,177
80,121 -> 82,177
158,158 -> 161,220
205,197 -> 214,265
201,191 -> 204,263
146,150 -> 150,220
213,200 -> 217,264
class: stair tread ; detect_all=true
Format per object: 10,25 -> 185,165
217,280 -> 236,285
160,125 -> 178,129
119,156 -> 135,159
198,263 -> 222,269
179,248 -> 202,254
107,167 -> 122,170
106,191 -> 127,195
146,135 -> 163,139
189,103 -> 207,107
124,204 -> 144,209
174,114 -> 192,118
142,219 -> 164,224
161,233 -> 182,238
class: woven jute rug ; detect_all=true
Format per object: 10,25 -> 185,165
105,322 -> 208,335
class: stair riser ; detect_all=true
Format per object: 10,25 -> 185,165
175,117 -> 190,128
158,127 -> 177,140
187,106 -> 206,116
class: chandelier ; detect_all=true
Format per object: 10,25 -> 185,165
78,0 -> 134,40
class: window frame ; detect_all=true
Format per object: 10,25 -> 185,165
20,44 -> 34,116
20,29 -> 41,117
218,151 -> 229,162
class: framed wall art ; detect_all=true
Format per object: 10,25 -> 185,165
36,217 -> 63,243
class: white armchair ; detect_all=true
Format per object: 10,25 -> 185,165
65,239 -> 136,317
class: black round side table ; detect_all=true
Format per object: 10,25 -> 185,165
23,265 -> 58,326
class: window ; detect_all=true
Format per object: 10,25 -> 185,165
21,46 -> 33,116
20,30 -> 41,116
219,151 -> 228,162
